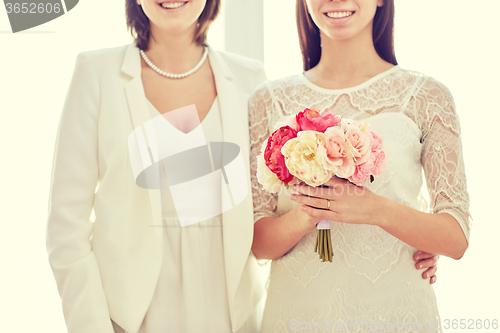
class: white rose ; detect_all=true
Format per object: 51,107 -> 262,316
281,131 -> 332,187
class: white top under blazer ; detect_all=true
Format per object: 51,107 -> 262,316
46,42 -> 270,333
111,98 -> 262,333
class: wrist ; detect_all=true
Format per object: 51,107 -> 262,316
290,205 -> 315,236
373,193 -> 395,228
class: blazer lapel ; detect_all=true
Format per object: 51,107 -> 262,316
208,46 -> 256,326
122,43 -> 163,245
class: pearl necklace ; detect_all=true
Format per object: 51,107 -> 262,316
139,46 -> 208,79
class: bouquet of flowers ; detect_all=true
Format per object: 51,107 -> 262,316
256,108 -> 386,262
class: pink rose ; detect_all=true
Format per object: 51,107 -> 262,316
322,109 -> 342,128
344,124 -> 371,165
264,125 -> 298,183
348,156 -> 374,186
347,130 -> 386,185
317,126 -> 355,178
296,108 -> 342,133
367,130 -> 386,176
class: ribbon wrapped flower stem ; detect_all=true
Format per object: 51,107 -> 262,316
315,219 -> 333,262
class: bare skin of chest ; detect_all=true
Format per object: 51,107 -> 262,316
141,60 -> 217,132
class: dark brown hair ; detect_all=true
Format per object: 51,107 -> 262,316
296,0 -> 397,71
125,0 -> 221,51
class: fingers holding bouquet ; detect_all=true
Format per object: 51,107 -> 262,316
290,176 -> 380,225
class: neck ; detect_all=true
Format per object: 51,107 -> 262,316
314,27 -> 388,80
144,24 -> 205,73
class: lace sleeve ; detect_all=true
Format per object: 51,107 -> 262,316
415,78 -> 472,244
248,83 -> 279,224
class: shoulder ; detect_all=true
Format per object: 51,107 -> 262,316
212,49 -> 269,94
397,67 -> 454,100
265,74 -> 303,90
73,43 -> 131,73
399,68 -> 459,133
389,67 -> 456,117
77,43 -> 130,62
249,73 -> 302,102
215,49 -> 265,72
251,73 -> 303,94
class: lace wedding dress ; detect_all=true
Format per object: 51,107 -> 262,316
248,66 -> 471,333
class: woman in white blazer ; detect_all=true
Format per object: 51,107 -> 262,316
46,0 -> 269,332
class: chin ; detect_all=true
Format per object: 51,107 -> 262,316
322,29 -> 357,42
321,22 -> 372,44
163,22 -> 193,32
152,20 -> 196,36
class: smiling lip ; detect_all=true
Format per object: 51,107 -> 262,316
324,10 -> 355,24
158,1 -> 188,11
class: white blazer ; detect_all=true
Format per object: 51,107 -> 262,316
46,42 -> 269,333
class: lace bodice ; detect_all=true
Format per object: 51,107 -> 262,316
247,66 -> 472,332
249,65 -> 471,243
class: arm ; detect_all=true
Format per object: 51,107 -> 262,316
293,78 -> 471,260
379,201 -> 467,260
248,84 -> 322,260
379,78 -> 471,260
46,53 -> 114,333
253,208 -> 320,260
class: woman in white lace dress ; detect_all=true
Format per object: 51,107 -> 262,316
249,0 -> 471,332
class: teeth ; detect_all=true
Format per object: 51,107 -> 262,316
161,2 -> 186,9
326,11 -> 354,18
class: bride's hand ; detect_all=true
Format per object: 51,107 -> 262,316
414,251 -> 439,284
288,178 -> 323,233
290,176 -> 385,226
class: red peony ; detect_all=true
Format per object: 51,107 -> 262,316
296,108 -> 341,133
264,125 -> 298,183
